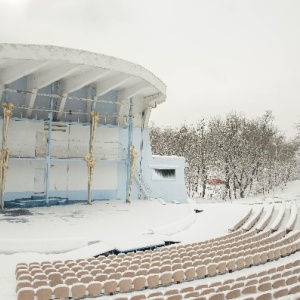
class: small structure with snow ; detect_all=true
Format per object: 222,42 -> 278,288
0,44 -> 187,207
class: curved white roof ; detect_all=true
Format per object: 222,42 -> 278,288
0,44 -> 166,124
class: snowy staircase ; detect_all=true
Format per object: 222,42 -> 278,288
134,167 -> 151,200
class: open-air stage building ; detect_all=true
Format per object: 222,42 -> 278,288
0,44 -> 187,208
1,45 -> 300,300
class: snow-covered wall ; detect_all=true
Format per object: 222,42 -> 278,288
117,127 -> 188,203
0,44 -> 188,205
3,119 -> 120,201
1,119 -> 188,203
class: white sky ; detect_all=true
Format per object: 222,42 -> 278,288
0,0 -> 299,137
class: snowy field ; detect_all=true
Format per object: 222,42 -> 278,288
1,181 -> 300,299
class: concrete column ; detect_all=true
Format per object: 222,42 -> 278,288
86,88 -> 98,205
126,97 -> 133,203
89,88 -> 96,153
45,83 -> 55,205
0,89 -> 8,209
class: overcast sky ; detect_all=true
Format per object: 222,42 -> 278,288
0,0 -> 299,137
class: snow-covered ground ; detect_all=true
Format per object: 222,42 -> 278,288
1,181 -> 300,299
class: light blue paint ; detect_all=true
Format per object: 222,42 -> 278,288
5,125 -> 188,204
66,189 -> 117,201
4,189 -> 117,203
64,87 -> 88,123
45,83 -> 55,206
1,70 -> 188,205
10,116 -> 126,128
98,91 -> 118,125
138,121 -> 144,199
9,157 -> 126,163
6,78 -> 27,118
3,86 -> 8,147
10,157 -> 46,161
91,88 -> 96,112
90,88 -> 97,154
118,127 -> 188,203
116,128 -> 128,201
4,191 -> 40,202
125,97 -> 133,203
2,88 -> 188,204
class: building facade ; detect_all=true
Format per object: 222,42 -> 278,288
0,44 -> 187,207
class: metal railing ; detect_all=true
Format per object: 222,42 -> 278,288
8,142 -> 127,161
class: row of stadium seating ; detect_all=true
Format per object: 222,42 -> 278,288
16,231 -> 300,299
16,259 -> 300,299
15,228 -> 299,283
15,204 -> 299,299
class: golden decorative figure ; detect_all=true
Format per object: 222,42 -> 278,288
90,111 -> 99,155
0,102 -> 14,209
127,145 -> 138,203
85,110 -> 99,205
85,153 -> 96,205
2,102 -> 14,149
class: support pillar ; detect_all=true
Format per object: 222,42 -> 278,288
0,99 -> 14,209
85,90 -> 99,205
0,85 -> 4,105
126,97 -> 133,203
45,83 -> 55,206
128,145 -> 138,202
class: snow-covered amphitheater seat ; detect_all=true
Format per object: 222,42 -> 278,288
269,205 -> 286,231
15,221 -> 300,299
285,204 -> 298,232
13,200 -> 300,300
114,260 -> 300,300
149,207 -> 197,236
229,208 -> 252,232
255,205 -> 274,232
242,206 -> 264,231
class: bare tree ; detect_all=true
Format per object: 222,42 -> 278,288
150,112 -> 299,200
